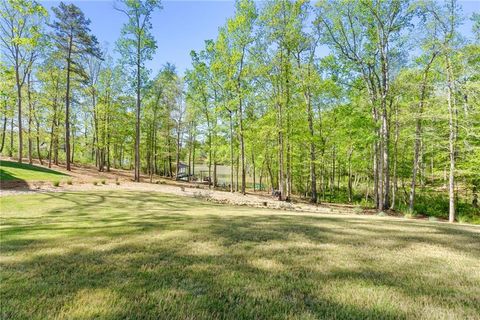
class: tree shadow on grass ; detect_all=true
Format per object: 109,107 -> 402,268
0,168 -> 29,189
0,160 -> 67,178
1,160 -> 67,191
1,191 -> 479,319
1,239 -> 415,319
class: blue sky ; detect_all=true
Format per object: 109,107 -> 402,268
40,0 -> 479,76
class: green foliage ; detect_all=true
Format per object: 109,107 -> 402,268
115,0 -> 162,87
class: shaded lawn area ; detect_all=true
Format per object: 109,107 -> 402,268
1,191 -> 479,319
0,160 -> 67,182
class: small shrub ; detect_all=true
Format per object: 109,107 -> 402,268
115,178 -> 120,185
193,192 -> 212,200
377,211 -> 386,217
359,198 -> 374,209
93,181 -> 98,186
52,181 -> 60,187
66,179 -> 73,185
404,211 -> 417,219
101,180 -> 106,185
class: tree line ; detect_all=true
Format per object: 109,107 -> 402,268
1,0 -> 479,222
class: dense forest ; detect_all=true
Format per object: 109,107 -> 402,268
1,0 -> 479,222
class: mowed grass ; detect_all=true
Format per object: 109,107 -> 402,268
0,160 -> 67,182
1,192 -> 479,320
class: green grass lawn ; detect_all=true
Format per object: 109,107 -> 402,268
1,191 -> 479,319
0,160 -> 68,182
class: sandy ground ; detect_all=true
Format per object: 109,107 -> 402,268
0,157 -> 364,215
1,180 -> 360,215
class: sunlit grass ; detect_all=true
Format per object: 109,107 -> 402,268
0,160 -> 67,182
1,191 -> 479,319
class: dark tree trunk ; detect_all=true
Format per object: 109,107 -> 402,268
0,114 -> 7,153
9,117 -> 14,157
65,35 -> 73,171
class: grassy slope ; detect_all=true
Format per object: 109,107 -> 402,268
0,160 -> 67,182
1,191 -> 479,320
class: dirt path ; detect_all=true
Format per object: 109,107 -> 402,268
1,157 -> 367,216
1,180 -> 359,215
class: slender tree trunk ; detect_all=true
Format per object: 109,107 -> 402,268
187,123 -> 192,181
134,34 -> 141,182
167,124 -> 172,177
331,145 -> 336,201
236,155 -> 239,192
307,94 -> 316,203
252,146 -> 256,192
107,114 -> 111,171
15,49 -> 23,163
213,159 -> 217,188
175,123 -> 181,180
65,36 -> 73,171
192,135 -> 196,177
35,113 -> 43,165
409,55 -> 436,212
286,120 -> 292,201
0,114 -> 7,153
27,72 -> 33,164
9,117 -> 14,157
278,102 -> 285,200
446,56 -> 456,223
48,123 -> 54,168
348,148 -> 353,203
239,96 -> 246,194
71,125 -> 75,164
229,111 -> 234,192
391,103 -> 399,210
